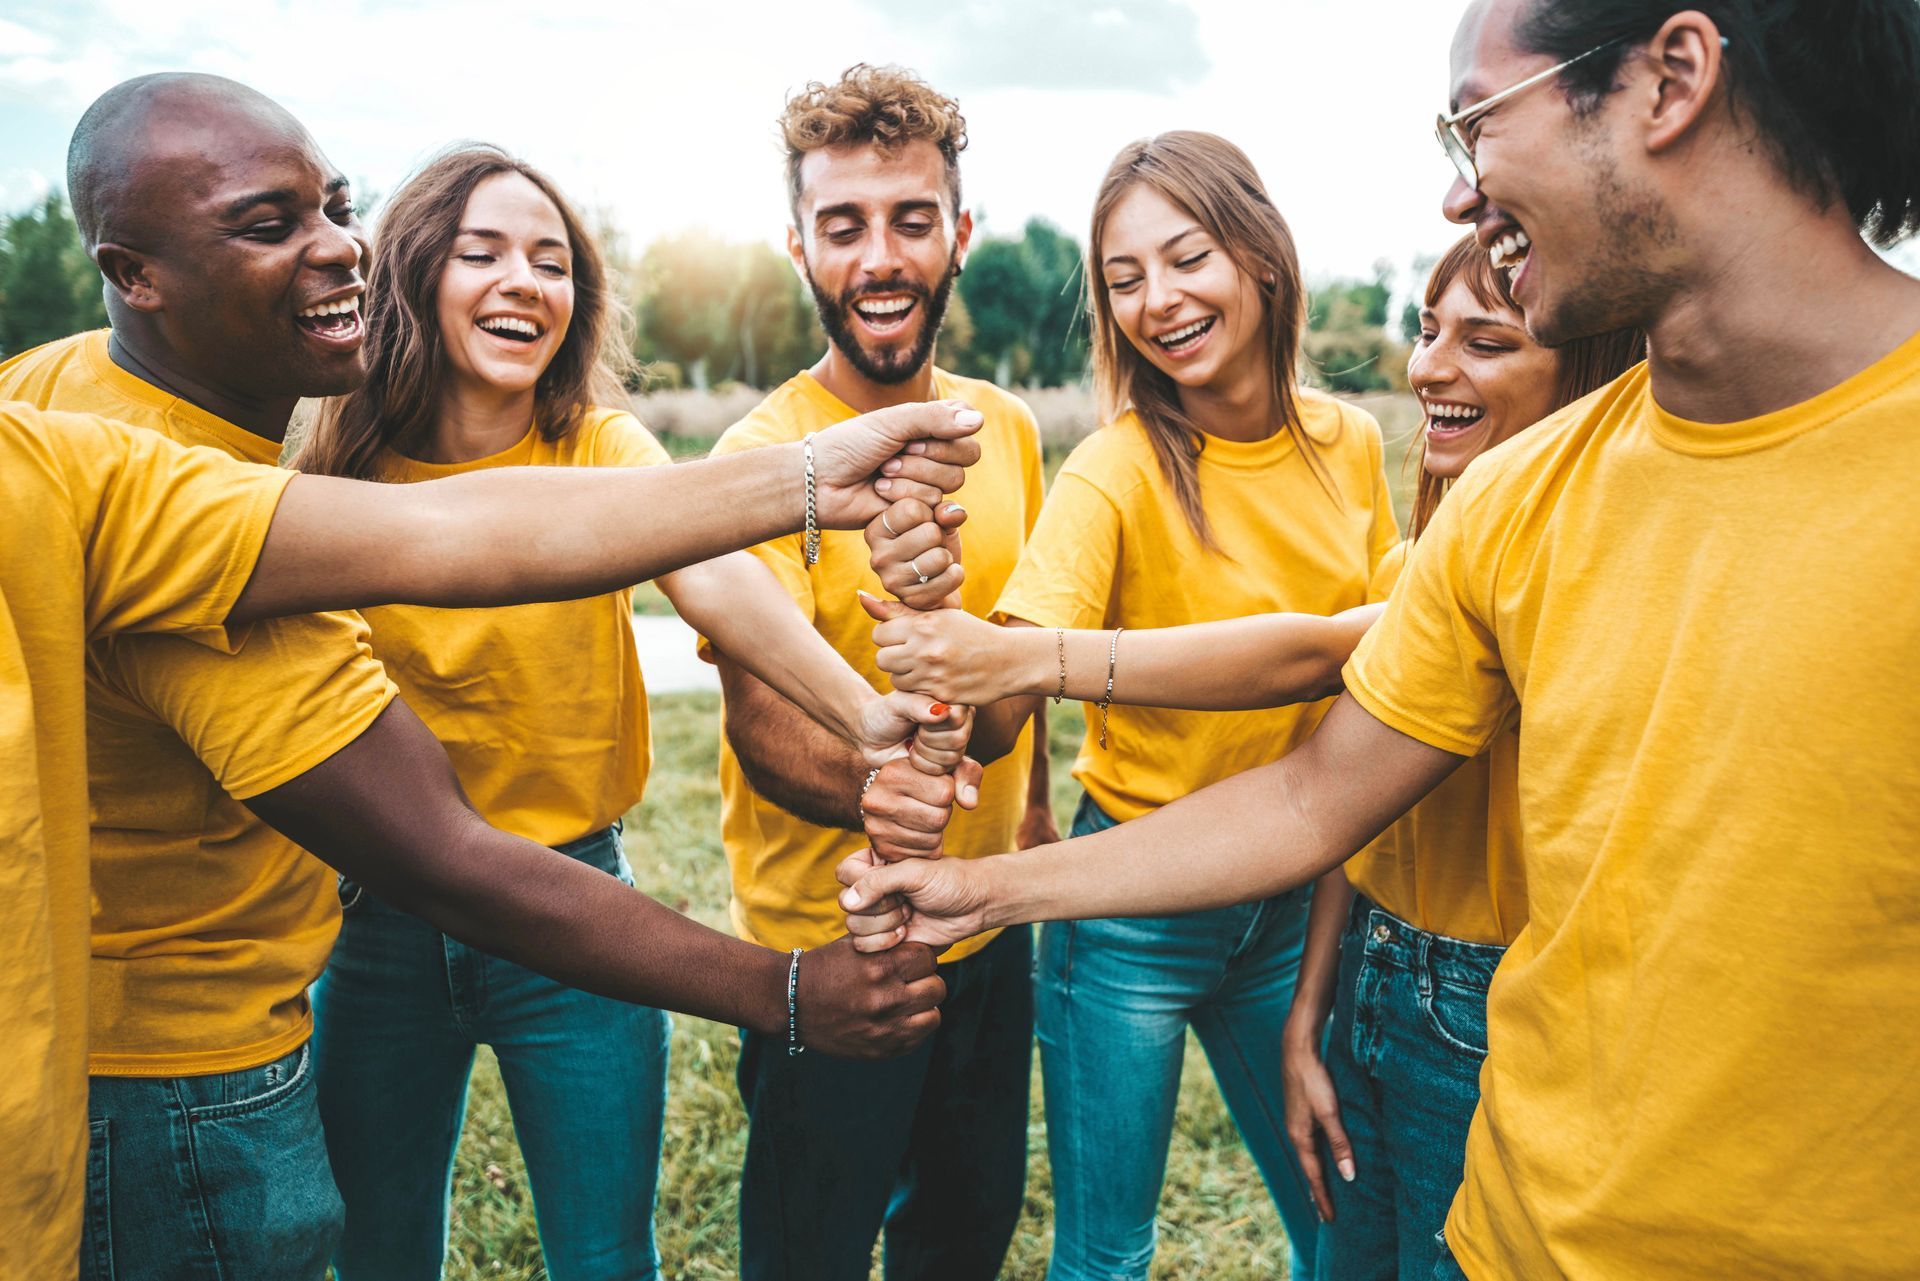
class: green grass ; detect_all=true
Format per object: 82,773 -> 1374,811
443,693 -> 1294,1279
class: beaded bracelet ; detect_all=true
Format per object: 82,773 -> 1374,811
1053,628 -> 1067,704
1098,627 -> 1125,749
801,433 -> 820,567
787,946 -> 806,1056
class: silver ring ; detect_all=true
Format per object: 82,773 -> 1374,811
881,510 -> 900,537
910,555 -> 930,585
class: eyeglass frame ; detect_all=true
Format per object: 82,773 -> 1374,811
1437,34 -> 1731,189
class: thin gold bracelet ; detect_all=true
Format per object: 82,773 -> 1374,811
1053,628 -> 1067,704
1098,627 -> 1124,749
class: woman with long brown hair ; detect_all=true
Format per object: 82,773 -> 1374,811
295,144 -> 965,1281
1275,236 -> 1642,1280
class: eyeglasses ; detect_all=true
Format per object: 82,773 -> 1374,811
1435,37 -> 1625,190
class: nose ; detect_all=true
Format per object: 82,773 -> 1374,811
1408,334 -> 1455,392
310,217 -> 365,273
1142,267 -> 1182,317
1442,174 -> 1484,225
498,253 -> 543,300
858,225 -> 906,280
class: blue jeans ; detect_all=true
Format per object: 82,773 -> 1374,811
1316,895 -> 1503,1281
736,924 -> 1033,1281
1038,794 -> 1319,1280
83,1043 -> 342,1281
312,824 -> 670,1281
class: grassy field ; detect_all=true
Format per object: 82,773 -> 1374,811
442,694 -> 1297,1280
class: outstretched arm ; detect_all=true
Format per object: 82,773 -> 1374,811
231,401 -> 983,624
838,695 -> 1460,947
246,698 -> 944,1058
871,604 -> 1384,712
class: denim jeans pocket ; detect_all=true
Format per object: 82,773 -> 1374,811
81,1117 -> 113,1281
1420,978 -> 1491,1060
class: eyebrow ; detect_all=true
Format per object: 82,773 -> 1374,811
220,176 -> 352,221
1103,225 -> 1205,269
812,199 -> 943,226
457,227 -> 570,251
1421,308 -> 1524,331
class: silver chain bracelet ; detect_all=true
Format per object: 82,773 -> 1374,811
801,433 -> 820,566
787,946 -> 806,1056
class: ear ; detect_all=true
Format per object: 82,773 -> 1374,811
786,223 -> 812,289
1640,11 -> 1725,155
953,208 -> 974,273
93,242 -> 163,313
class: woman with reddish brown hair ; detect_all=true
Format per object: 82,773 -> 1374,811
296,144 -> 964,1281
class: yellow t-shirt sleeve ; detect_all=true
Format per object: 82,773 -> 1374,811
1343,478 -> 1512,757
90,610 -> 400,802
51,411 -> 292,646
991,469 -> 1120,630
583,409 -> 675,471
696,422 -> 815,659
1363,419 -> 1402,574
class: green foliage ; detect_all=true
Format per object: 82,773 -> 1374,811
1305,260 -> 1409,395
954,218 -> 1089,387
631,233 -> 822,391
0,192 -> 107,358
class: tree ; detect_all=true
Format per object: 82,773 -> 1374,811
0,192 -> 107,358
954,218 -> 1089,387
631,234 -> 818,389
1304,260 -> 1408,394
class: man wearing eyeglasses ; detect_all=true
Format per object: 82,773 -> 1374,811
837,2 -> 1920,1276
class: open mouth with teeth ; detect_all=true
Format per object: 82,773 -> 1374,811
1424,400 -> 1487,436
478,316 -> 545,345
1153,316 -> 1215,356
1489,228 -> 1533,290
852,294 -> 918,337
296,296 -> 364,346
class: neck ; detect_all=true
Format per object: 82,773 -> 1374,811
1641,201 -> 1920,423
106,325 -> 297,442
1178,353 -> 1279,442
810,342 -> 938,413
419,379 -> 539,463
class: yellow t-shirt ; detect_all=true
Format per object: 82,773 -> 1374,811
1342,541 -> 1525,947
0,403 -> 292,1281
363,408 -> 669,847
995,394 -> 1397,822
707,369 -> 1045,961
1344,346 -> 1920,1280
0,331 -> 399,1077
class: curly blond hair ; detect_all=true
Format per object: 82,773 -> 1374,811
779,63 -> 967,223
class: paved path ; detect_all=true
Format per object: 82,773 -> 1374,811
632,612 -> 720,694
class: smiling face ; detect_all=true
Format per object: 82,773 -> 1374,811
116,103 -> 370,399
1097,183 -> 1267,397
788,139 -> 968,386
1442,0 -> 1682,346
434,172 -> 575,401
1409,275 -> 1560,477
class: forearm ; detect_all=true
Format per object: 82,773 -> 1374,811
1283,870 -> 1354,1047
664,554 -> 875,743
975,696 -> 1458,927
969,694 -> 1042,766
1027,704 -> 1053,805
235,446 -> 805,624
719,657 -> 868,830
1002,607 -> 1383,710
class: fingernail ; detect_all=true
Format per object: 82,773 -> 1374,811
882,458 -> 902,475
858,589 -> 877,602
942,503 -> 964,516
1339,1159 -> 1356,1182
960,785 -> 978,806
929,702 -> 950,717
954,409 -> 984,426
906,441 -> 928,455
875,478 -> 893,493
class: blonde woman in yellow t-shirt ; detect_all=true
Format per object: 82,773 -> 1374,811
870,234 -> 1643,1278
876,132 -> 1397,1280
293,146 -> 963,1281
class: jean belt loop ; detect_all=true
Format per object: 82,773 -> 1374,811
1415,929 -> 1434,1000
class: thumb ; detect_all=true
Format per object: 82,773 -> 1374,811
839,861 -> 914,914
858,589 -> 908,622
934,502 -> 968,532
953,757 -> 985,810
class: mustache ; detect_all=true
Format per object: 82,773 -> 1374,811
839,280 -> 933,307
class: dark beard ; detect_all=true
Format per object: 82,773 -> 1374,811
807,250 -> 958,386
1528,127 -> 1681,348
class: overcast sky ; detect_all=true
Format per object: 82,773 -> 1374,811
4,0 -> 1917,285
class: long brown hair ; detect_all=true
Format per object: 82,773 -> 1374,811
296,144 -> 628,479
1087,132 -> 1326,550
1407,235 -> 1646,539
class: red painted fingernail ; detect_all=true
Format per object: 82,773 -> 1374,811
929,703 -> 950,717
